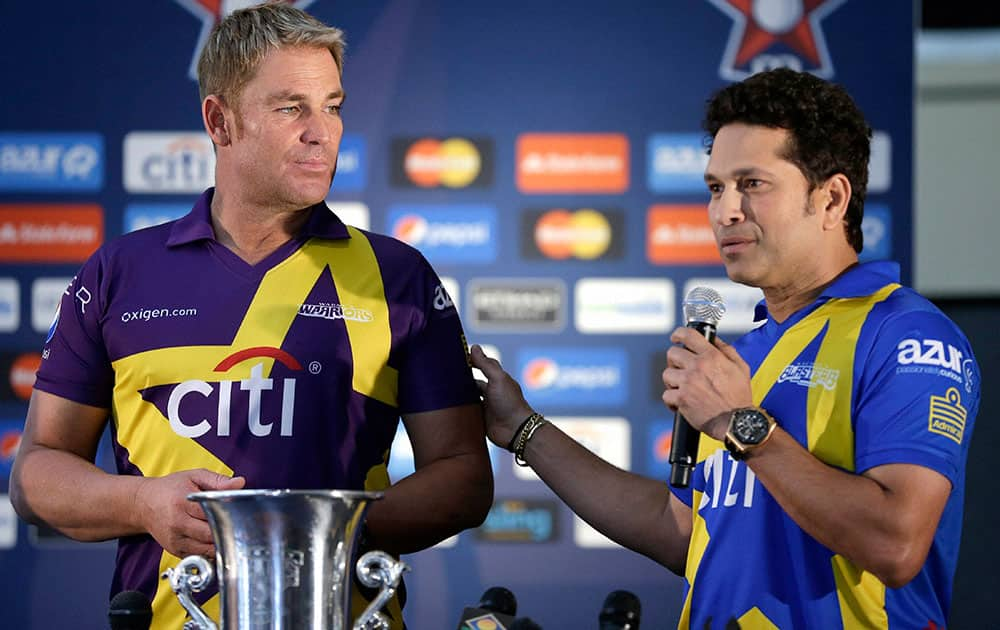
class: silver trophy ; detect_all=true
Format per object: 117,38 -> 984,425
162,489 -> 409,630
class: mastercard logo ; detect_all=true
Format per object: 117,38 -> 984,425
522,358 -> 558,390
534,209 -> 611,260
10,352 -> 42,401
404,138 -> 481,188
392,214 -> 429,245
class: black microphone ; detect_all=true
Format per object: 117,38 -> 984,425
510,618 -> 543,629
455,586 -> 518,629
668,286 -> 726,488
598,589 -> 641,629
108,590 -> 152,630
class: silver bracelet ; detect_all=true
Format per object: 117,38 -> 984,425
513,413 -> 549,467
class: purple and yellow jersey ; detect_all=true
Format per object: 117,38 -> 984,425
670,262 -> 979,629
34,189 -> 478,629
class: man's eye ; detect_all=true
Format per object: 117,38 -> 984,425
277,106 -> 299,114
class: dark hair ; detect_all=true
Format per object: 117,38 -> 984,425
703,68 -> 871,253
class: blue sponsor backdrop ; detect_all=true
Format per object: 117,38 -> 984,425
0,1 -> 913,628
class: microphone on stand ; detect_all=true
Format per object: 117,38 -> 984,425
598,589 -> 641,629
668,286 -> 726,488
108,590 -> 152,630
455,586 -> 518,629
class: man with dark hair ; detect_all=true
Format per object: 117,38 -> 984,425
471,68 -> 978,628
10,4 -> 492,629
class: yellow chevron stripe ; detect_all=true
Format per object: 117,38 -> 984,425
806,285 -> 898,470
832,554 -> 889,629
320,227 -> 397,406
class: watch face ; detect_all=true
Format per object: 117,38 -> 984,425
733,410 -> 769,445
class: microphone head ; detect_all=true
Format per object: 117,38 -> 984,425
599,589 -> 641,629
682,286 -> 725,327
109,590 -> 152,630
478,586 -> 517,617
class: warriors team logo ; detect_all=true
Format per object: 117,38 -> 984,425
707,0 -> 847,80
174,0 -> 317,80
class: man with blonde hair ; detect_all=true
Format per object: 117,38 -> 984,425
11,4 -> 493,628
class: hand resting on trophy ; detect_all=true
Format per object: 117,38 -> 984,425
135,469 -> 245,558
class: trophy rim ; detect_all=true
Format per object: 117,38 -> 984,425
186,488 -> 385,501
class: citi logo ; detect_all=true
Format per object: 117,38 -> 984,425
123,132 -> 215,193
168,347 -> 302,439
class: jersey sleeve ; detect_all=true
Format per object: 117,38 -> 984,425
394,255 -> 479,414
853,309 -> 980,485
33,249 -> 114,408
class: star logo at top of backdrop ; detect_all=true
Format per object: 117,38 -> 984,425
707,0 -> 847,80
175,0 -> 316,81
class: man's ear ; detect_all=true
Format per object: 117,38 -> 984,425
816,173 -> 851,231
202,95 -> 231,147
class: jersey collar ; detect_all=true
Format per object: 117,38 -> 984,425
753,261 -> 901,322
167,188 -> 352,247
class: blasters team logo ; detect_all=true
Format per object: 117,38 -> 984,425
175,1 -> 316,79
707,0 -> 847,79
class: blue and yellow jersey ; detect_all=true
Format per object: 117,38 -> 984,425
35,189 -> 479,630
671,262 -> 979,629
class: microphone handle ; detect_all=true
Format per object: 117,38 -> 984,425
668,320 -> 717,488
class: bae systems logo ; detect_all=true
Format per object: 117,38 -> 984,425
175,0 -> 316,79
708,0 -> 847,79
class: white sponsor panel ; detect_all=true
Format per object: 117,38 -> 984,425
0,278 -> 19,332
327,201 -> 369,230
123,132 -> 216,193
683,278 -> 764,333
868,131 -> 891,194
513,416 -> 630,548
440,277 -> 459,313
0,495 -> 16,549
31,277 -> 72,333
575,278 -> 674,334
470,343 -> 500,383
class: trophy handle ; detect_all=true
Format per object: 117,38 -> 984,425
162,555 -> 218,630
352,550 -> 410,630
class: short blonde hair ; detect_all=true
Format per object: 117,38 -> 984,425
197,2 -> 346,105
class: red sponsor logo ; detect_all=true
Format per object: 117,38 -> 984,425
10,353 -> 42,401
646,205 -> 721,265
516,134 -> 628,193
0,205 -> 103,262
